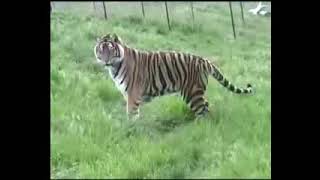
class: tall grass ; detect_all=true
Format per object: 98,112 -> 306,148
51,2 -> 270,178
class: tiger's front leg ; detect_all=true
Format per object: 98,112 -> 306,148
126,94 -> 142,121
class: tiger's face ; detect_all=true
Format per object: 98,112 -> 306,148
94,40 -> 120,66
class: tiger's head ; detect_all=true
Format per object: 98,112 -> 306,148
94,33 -> 124,67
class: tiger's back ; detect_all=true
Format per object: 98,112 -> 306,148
138,51 -> 208,100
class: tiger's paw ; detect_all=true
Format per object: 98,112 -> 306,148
195,109 -> 210,122
127,113 -> 140,121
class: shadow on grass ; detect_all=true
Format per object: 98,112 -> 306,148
102,100 -> 222,146
122,115 -> 194,139
122,109 -> 220,139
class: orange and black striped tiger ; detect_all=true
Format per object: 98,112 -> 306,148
94,33 -> 253,120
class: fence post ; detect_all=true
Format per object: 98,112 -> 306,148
141,2 -> 145,18
93,2 -> 96,11
103,1 -> 108,20
165,1 -> 171,31
190,2 -> 195,31
229,2 -> 236,39
240,2 -> 245,25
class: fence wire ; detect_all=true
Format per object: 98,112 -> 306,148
51,1 -> 271,38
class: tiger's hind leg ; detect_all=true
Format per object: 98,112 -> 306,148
192,97 -> 210,117
183,86 -> 210,118
193,99 -> 210,123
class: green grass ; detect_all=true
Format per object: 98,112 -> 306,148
51,2 -> 270,179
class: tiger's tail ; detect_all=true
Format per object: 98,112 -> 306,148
205,60 -> 253,94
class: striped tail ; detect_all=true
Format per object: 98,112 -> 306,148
208,62 -> 253,94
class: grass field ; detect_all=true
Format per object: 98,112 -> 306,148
51,2 -> 271,178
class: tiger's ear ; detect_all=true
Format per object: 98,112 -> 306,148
113,34 -> 123,44
104,33 -> 112,40
98,33 -> 112,42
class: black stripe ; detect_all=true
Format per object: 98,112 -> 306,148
115,43 -> 120,57
146,53 -> 154,95
119,62 -> 126,76
171,54 -> 182,86
178,53 -> 188,87
152,54 -> 159,94
118,63 -> 127,85
199,77 -> 207,91
158,65 -> 167,92
160,89 -> 165,96
206,61 -> 212,72
144,53 -> 152,94
138,51 -> 143,67
190,90 -> 203,99
181,90 -> 186,101
118,60 -> 126,75
194,104 -> 205,113
229,84 -> 235,91
129,49 -> 138,90
199,63 -> 207,88
192,56 -> 198,81
147,83 -> 153,96
186,90 -> 203,104
204,72 -> 208,86
183,54 -> 190,84
217,73 -> 223,81
235,89 -> 242,93
188,54 -> 194,82
214,67 -> 223,81
182,88 -> 190,104
190,96 -> 204,109
145,53 -> 150,77
113,61 -> 123,78
177,53 -> 187,75
163,56 -> 175,89
183,53 -> 189,63
133,49 -> 139,61
120,71 -> 127,84
223,79 -> 229,86
160,52 -> 167,62
187,54 -> 194,83
185,83 -> 193,100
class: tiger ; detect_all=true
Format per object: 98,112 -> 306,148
94,33 -> 253,120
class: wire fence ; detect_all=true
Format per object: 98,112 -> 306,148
51,1 -> 271,39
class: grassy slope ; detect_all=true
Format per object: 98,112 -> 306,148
51,3 -> 270,178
